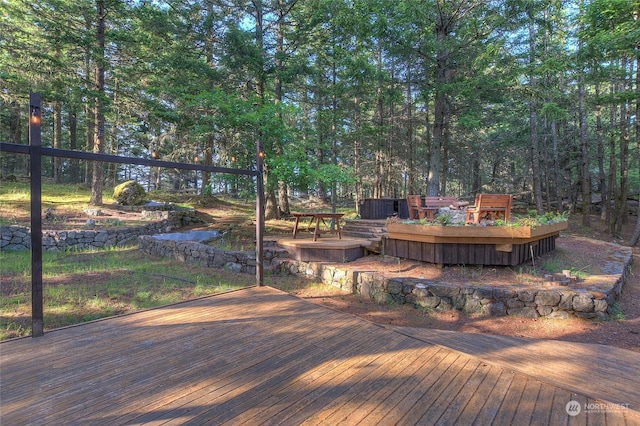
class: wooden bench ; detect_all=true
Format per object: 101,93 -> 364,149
424,196 -> 467,219
407,196 -> 465,220
465,194 -> 513,224
292,212 -> 344,241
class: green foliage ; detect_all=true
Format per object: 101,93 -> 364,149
436,214 -> 451,226
513,211 -> 569,228
0,0 -> 637,214
608,302 -> 625,321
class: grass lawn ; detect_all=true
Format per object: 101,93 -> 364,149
0,182 -> 353,339
0,244 -> 333,339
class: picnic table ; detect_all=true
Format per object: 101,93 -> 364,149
292,212 -> 344,241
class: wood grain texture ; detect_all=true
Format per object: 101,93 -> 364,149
1,286 -> 637,425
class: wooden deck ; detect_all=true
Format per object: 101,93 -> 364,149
1,286 -> 638,425
275,235 -> 373,262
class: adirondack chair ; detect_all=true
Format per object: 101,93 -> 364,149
406,195 -> 427,220
465,194 -> 513,224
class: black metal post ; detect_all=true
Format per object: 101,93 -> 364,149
29,92 -> 44,337
256,139 -> 264,286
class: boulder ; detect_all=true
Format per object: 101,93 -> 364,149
113,180 -> 146,206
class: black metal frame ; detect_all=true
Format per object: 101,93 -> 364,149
0,93 -> 266,337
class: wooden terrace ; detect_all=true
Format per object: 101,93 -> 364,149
2,286 -> 639,425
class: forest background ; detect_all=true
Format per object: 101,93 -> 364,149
1,0 -> 639,242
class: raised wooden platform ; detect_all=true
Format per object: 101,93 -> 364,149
275,235 -> 372,262
1,287 -> 638,424
385,222 -> 566,266
385,234 -> 558,266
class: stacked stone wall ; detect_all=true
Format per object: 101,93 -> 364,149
138,236 -> 289,274
273,246 -> 632,320
0,210 -> 199,252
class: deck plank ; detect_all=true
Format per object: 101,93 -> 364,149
491,372 -> 529,425
415,358 -> 485,423
433,361 -> 492,425
226,344 -> 437,425
180,329 -> 414,425
451,362 -> 504,424
393,326 -> 640,412
390,353 -> 470,425
101,315 -> 365,425
331,345 -> 441,425
347,347 -> 450,426
2,286 -> 638,425
511,378 -> 542,424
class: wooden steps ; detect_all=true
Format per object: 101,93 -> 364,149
341,219 -> 387,252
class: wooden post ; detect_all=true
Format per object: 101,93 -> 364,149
29,92 -> 44,337
256,139 -> 264,286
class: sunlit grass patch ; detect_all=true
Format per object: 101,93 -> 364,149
0,245 -> 255,339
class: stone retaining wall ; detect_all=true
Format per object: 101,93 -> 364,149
135,236 -> 634,319
138,236 -> 289,274
66,229 -> 632,320
0,210 -> 199,252
273,245 -> 633,320
5,213 -> 631,320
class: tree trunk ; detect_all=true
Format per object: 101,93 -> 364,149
201,1 -> 216,195
528,15 -> 543,214
6,102 -> 21,173
275,0 -> 290,216
551,119 -> 563,210
607,86 -> 617,227
374,45 -> 384,199
614,58 -> 630,235
89,0 -> 106,206
83,10 -> 94,187
406,61 -> 415,195
68,110 -> 80,183
595,85 -> 607,220
579,80 -> 591,226
542,118 -> 552,210
9,102 -> 21,144
353,97 -> 363,215
53,101 -> 62,183
428,5 -> 451,197
630,51 -> 640,247
254,0 -> 278,220
471,156 -> 481,195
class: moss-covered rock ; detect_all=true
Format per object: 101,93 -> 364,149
113,180 -> 146,205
